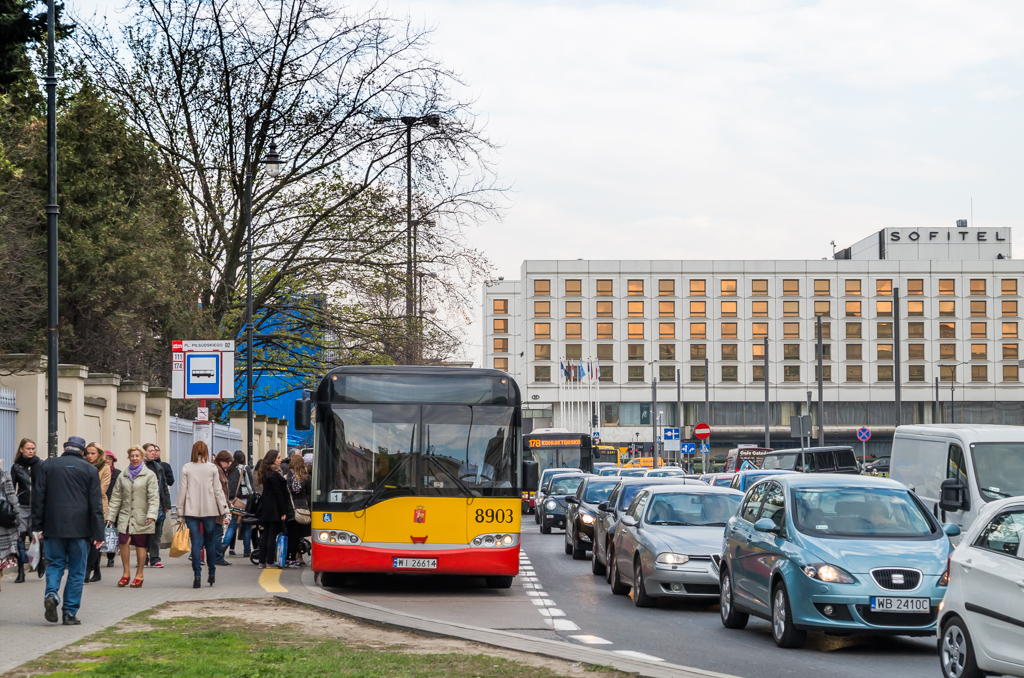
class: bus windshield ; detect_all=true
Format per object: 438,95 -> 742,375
527,446 -> 581,473
317,403 -> 518,510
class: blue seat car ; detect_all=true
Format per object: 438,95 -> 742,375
719,474 -> 959,648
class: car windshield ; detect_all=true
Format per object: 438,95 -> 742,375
763,453 -> 799,471
972,443 -> 1024,501
793,488 -> 936,538
541,469 -> 577,489
549,476 -> 585,495
645,493 -> 741,526
599,468 -> 621,476
713,477 -> 733,487
583,481 -> 618,504
620,468 -> 647,477
646,470 -> 683,477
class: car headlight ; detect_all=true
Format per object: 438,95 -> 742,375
803,563 -> 855,584
580,512 -> 595,525
656,553 -> 690,565
545,500 -> 557,510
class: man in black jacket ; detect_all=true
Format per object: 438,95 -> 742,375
143,443 -> 172,567
31,436 -> 105,625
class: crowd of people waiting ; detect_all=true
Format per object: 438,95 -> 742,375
0,435 -> 312,624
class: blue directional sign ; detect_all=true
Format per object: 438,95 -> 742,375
664,427 -> 680,441
680,442 -> 696,455
856,427 -> 871,442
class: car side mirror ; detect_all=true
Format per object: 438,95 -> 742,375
597,502 -> 609,512
294,391 -> 313,431
754,518 -> 780,534
565,496 -> 578,505
620,515 -> 637,527
522,461 -> 539,491
939,478 -> 969,513
942,523 -> 961,537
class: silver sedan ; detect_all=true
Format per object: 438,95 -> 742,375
608,485 -> 743,607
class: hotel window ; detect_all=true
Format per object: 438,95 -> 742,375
783,301 -> 800,317
971,344 -> 987,360
493,299 -> 508,314
690,279 -> 706,296
939,322 -> 956,338
627,322 -> 644,339
752,301 -> 768,317
691,322 -> 707,339
690,300 -> 707,317
535,344 -> 551,360
846,301 -> 861,317
877,322 -> 893,338
971,322 -> 987,338
753,365 -> 765,382
847,365 -> 863,382
1003,322 -> 1019,338
721,322 -> 738,339
783,322 -> 800,338
721,301 -> 738,317
939,279 -> 955,296
815,365 -> 832,382
970,279 -> 986,295
846,344 -> 862,361
660,366 -> 677,382
878,365 -> 894,382
815,322 -> 831,339
971,301 -> 987,317
1003,300 -> 1018,317
972,365 -> 988,382
1004,344 -> 1019,360
877,300 -> 893,316
908,301 -> 924,316
659,279 -> 675,296
907,279 -> 923,295
752,323 -> 768,338
691,344 -> 707,360
908,344 -> 925,359
659,344 -> 676,361
752,342 -> 765,359
628,366 -> 645,382
565,344 -> 582,360
908,322 -> 925,338
534,279 -> 550,296
493,338 -> 508,353
846,322 -> 862,338
878,344 -> 893,360
722,344 -> 738,360
721,366 -> 738,382
721,279 -> 737,296
599,366 -> 613,382
909,365 -> 925,382
534,366 -> 550,382
659,322 -> 676,339
627,279 -> 644,296
690,365 -> 706,382
565,323 -> 582,338
534,322 -> 550,338
628,344 -> 645,361
939,301 -> 955,317
814,279 -> 830,296
565,301 -> 582,317
1004,365 -> 1020,382
597,344 -> 613,360
751,279 -> 768,295
534,300 -> 550,317
783,344 -> 800,360
1003,279 -> 1018,296
784,365 -> 801,381
876,279 -> 892,296
941,366 -> 956,382
628,301 -> 644,317
494,358 -> 508,371
783,279 -> 799,296
596,301 -> 613,317
814,301 -> 831,317
845,279 -> 861,296
493,319 -> 508,334
596,323 -> 613,339
596,279 -> 613,296
564,279 -> 581,296
940,344 -> 956,360
659,301 -> 675,317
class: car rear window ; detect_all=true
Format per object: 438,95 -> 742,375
763,453 -> 799,471
549,476 -> 585,495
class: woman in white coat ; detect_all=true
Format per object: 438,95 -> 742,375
106,445 -> 159,588
176,441 -> 228,589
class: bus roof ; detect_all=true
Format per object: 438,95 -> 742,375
321,365 -> 520,406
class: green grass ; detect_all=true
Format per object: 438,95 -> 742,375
11,604 -> 618,678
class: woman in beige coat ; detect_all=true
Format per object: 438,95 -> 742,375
176,441 -> 229,588
106,445 -> 159,588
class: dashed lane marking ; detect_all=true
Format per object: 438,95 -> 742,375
569,635 -> 613,645
614,650 -> 665,662
551,619 -> 581,631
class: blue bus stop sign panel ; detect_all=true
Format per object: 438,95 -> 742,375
185,353 -> 221,397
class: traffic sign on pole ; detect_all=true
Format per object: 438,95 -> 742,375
694,422 -> 711,440
856,427 -> 871,442
680,442 -> 696,455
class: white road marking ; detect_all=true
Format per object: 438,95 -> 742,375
547,608 -> 566,617
569,635 -> 613,645
552,619 -> 580,631
614,650 -> 665,662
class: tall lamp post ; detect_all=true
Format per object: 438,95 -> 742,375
942,362 -> 970,424
243,116 -> 283,464
45,0 -> 59,457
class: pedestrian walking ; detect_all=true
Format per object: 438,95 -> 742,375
31,436 -> 105,625
10,438 -> 41,583
223,450 -> 253,557
254,450 -> 292,569
285,454 -> 311,566
211,451 -> 234,567
142,443 -> 171,568
176,441 -> 228,588
105,452 -> 120,567
84,443 -> 111,583
0,461 -> 20,593
106,446 -> 158,588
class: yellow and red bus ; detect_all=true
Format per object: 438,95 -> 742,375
294,366 -> 528,588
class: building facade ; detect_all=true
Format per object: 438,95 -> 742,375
482,225 -> 1024,454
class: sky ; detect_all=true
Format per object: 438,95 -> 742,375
70,0 -> 1024,365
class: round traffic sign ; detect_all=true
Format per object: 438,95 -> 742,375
694,422 -> 712,440
856,427 -> 871,442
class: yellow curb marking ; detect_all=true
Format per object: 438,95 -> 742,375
259,568 -> 288,593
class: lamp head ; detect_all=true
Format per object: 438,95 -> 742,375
262,139 -> 284,177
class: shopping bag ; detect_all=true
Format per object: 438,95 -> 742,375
104,525 -> 119,553
169,522 -> 190,558
26,532 -> 42,571
276,531 -> 288,568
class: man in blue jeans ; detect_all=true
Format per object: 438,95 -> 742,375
31,436 -> 105,625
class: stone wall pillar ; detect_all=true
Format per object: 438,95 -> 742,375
0,355 -> 47,450
84,373 -> 120,452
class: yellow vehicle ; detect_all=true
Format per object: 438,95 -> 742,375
294,366 -> 529,589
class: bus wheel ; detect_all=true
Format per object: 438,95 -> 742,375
486,575 -> 514,589
320,572 -> 346,588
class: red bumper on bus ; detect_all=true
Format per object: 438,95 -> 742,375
312,543 -> 520,576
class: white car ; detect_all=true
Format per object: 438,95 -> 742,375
939,496 -> 1024,678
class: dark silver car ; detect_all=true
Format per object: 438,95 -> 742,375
608,485 -> 743,607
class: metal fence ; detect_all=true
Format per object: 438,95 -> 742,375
0,388 -> 17,475
166,416 -> 242,505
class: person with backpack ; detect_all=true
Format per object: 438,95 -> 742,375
254,450 -> 292,569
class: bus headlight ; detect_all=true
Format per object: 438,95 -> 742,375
471,533 -> 520,548
313,529 -> 360,545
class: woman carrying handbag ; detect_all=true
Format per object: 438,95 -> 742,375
176,441 -> 229,588
106,446 -> 159,588
284,455 -> 312,566
254,450 -> 292,569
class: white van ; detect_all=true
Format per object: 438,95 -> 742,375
889,424 -> 1024,532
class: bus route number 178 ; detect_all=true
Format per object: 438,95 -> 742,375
475,508 -> 514,523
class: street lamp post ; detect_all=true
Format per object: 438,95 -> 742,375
45,0 -> 59,457
942,362 -> 970,424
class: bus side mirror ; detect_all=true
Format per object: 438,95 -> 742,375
580,434 -> 593,472
522,460 -> 539,491
939,478 -> 969,513
294,391 -> 313,431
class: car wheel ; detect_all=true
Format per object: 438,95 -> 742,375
633,558 -> 656,608
539,521 -> 551,535
571,526 -> 587,560
609,549 -> 629,595
719,568 -> 749,629
564,530 -> 573,555
534,509 -> 540,524
771,581 -> 807,649
485,575 -> 514,589
591,546 -> 606,576
940,616 -> 984,678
